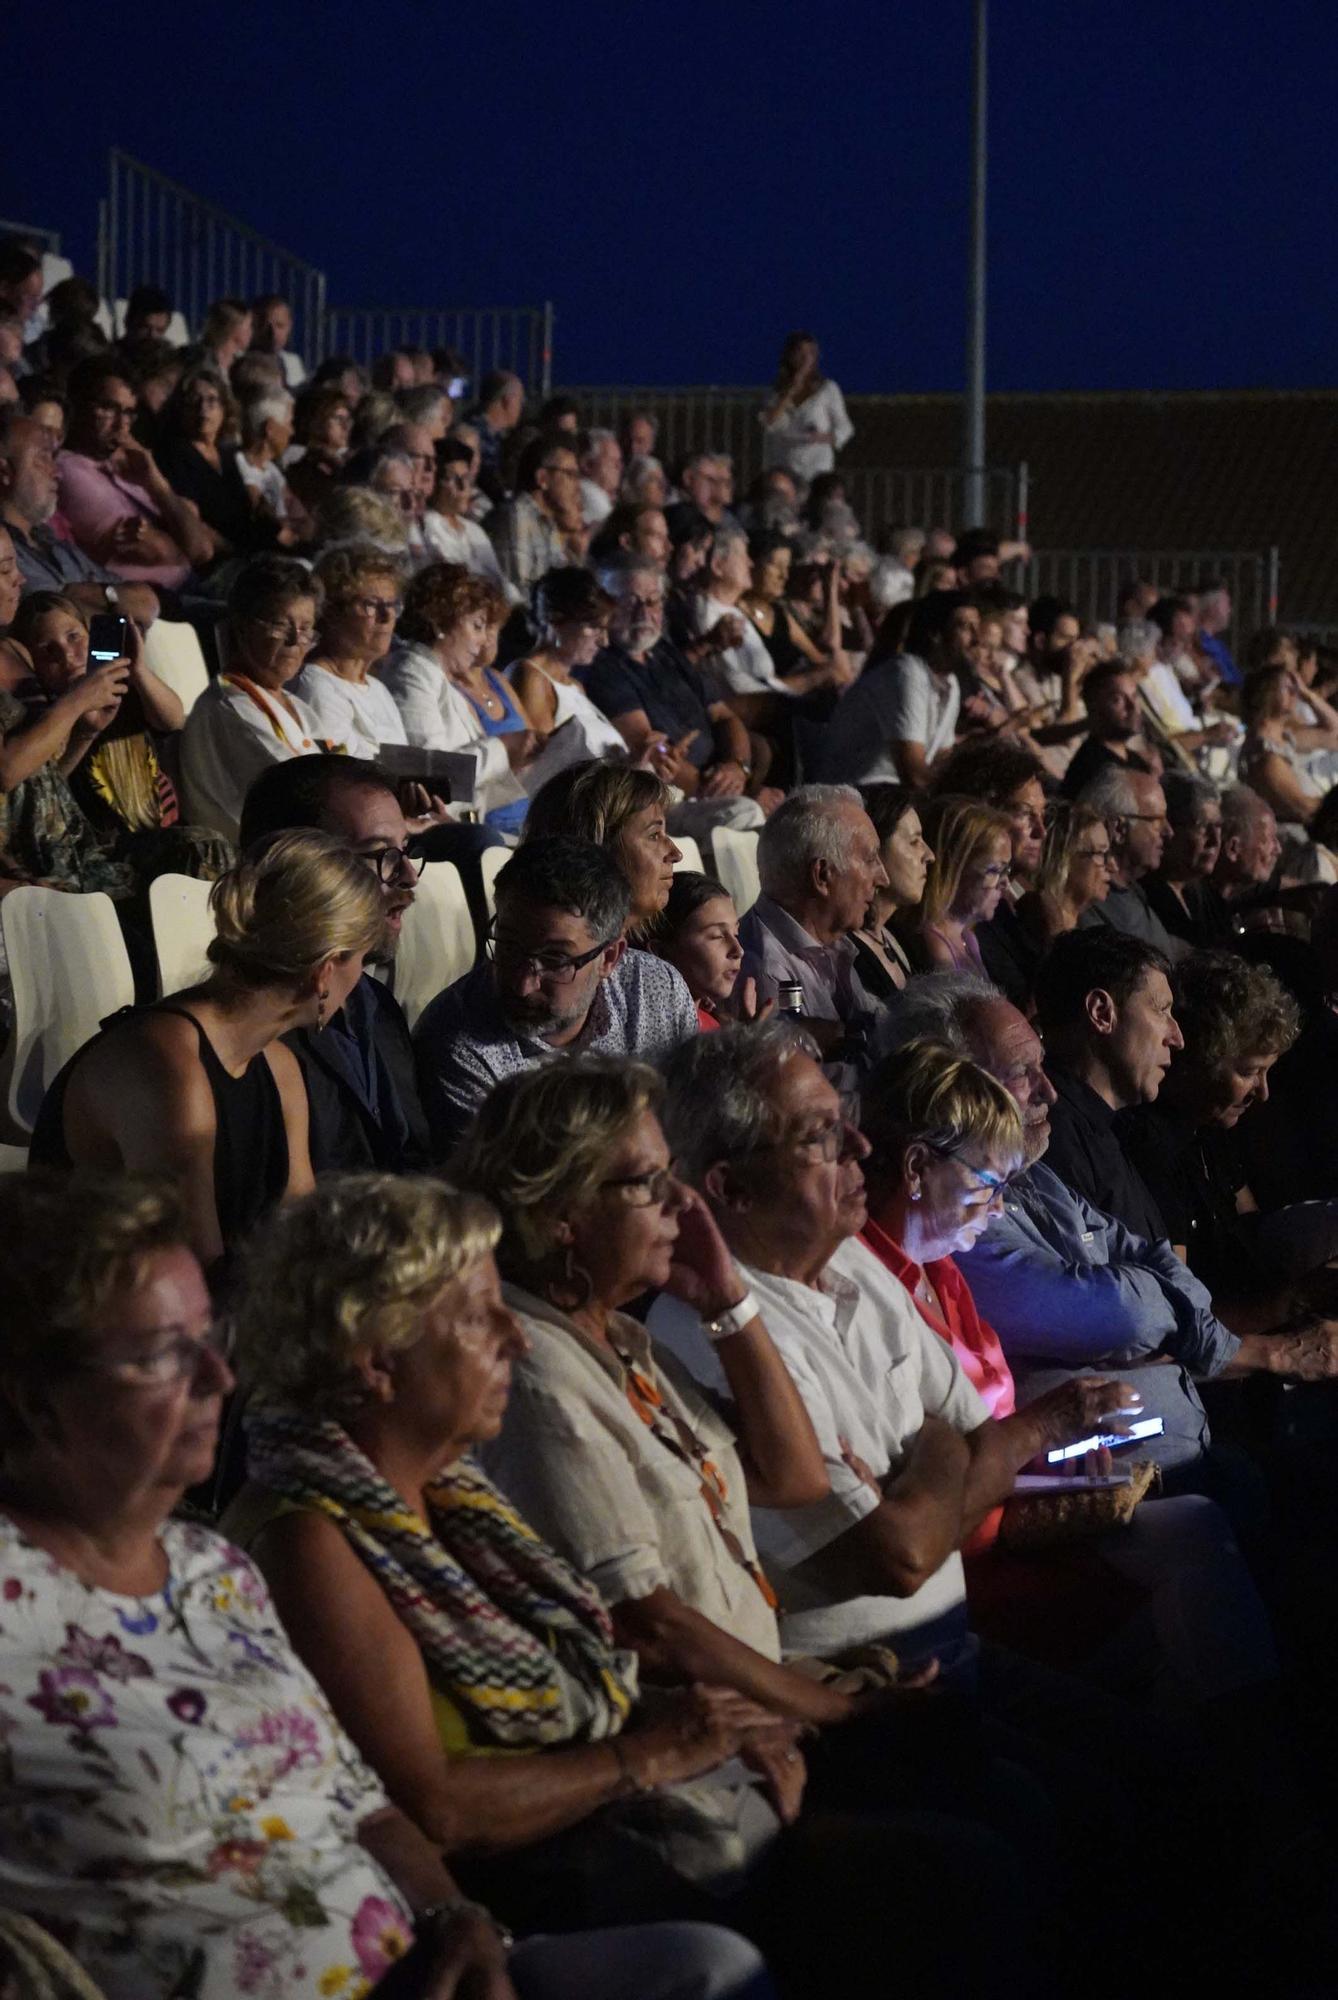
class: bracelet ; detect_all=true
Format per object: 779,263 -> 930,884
703,1290 -> 760,1342
415,1897 -> 514,1953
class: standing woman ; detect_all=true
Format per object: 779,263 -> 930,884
180,556 -> 333,843
759,333 -> 853,488
904,797 -> 1014,973
849,784 -> 935,998
523,760 -> 681,938
509,566 -> 629,785
1015,801 -> 1112,950
29,830 -> 385,1283
292,543 -> 407,759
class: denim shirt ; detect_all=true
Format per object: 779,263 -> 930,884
956,1162 -> 1241,1470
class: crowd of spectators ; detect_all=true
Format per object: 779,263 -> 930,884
5,242 -> 1338,2000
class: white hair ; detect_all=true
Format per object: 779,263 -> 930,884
872,970 -> 1003,1065
757,784 -> 864,900
661,1020 -> 821,1187
593,551 -> 662,599
240,391 -> 294,444
1078,764 -> 1151,821
581,427 -> 618,470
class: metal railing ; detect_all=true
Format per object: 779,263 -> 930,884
1023,547 -> 1279,653
0,218 -> 62,255
565,387 -> 1021,534
97,149 -> 327,362
321,305 -> 553,396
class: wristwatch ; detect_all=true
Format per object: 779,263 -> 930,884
703,1291 -> 760,1342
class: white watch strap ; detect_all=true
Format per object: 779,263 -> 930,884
704,1290 -> 760,1342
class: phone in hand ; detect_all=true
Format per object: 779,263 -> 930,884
87,613 -> 131,664
1045,1415 -> 1165,1464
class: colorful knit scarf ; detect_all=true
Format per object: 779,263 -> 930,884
244,1405 -> 638,1748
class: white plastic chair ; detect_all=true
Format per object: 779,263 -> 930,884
0,890 -> 135,1137
671,835 -> 703,873
149,873 -> 216,997
392,861 -> 475,1031
144,620 -> 211,717
711,827 -> 761,915
479,843 -> 511,923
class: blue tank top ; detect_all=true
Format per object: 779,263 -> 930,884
468,673 -> 529,834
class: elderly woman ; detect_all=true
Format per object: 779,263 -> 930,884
904,797 -> 1015,973
1015,800 -> 1112,948
524,761 -> 681,936
293,543 -> 407,758
1120,949 -> 1338,1297
235,390 -> 315,545
1144,773 -> 1223,945
379,561 -> 536,830
509,567 -> 628,784
180,556 -> 333,844
223,1172 -> 777,1998
8,591 -> 230,883
0,1172 -> 752,2000
30,831 -> 383,1279
849,784 -> 934,998
453,1056 -> 1038,1998
854,1037 -> 1282,1712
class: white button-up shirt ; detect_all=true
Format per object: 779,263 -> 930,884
650,1234 -> 986,1659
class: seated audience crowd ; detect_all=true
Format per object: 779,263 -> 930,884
6,255 -> 1338,1999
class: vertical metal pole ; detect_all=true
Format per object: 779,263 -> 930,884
541,300 -> 554,399
1015,460 -> 1029,546
964,0 -> 988,526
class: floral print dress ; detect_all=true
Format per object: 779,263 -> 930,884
0,1513 -> 416,2000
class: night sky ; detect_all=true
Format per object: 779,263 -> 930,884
6,0 -> 1336,394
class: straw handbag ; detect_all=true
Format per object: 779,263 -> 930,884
997,1460 -> 1160,1550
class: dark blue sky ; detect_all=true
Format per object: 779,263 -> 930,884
6,0 -> 1335,393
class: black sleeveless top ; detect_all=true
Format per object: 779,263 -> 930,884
30,1002 -> 290,1256
754,604 -> 810,682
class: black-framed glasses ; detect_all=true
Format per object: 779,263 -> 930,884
755,1089 -> 862,1163
357,843 -> 426,885
252,615 -> 317,647
485,927 -> 616,985
599,1164 -> 680,1208
1073,847 -> 1113,863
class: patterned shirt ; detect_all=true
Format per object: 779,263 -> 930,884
486,491 -> 569,605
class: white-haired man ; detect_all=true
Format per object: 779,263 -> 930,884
579,427 -> 622,527
737,785 -> 888,1044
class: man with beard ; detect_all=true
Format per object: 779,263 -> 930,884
238,756 -> 431,1173
1060,662 -> 1154,799
412,836 -> 696,1157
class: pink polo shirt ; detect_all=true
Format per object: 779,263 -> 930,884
55,450 -> 191,589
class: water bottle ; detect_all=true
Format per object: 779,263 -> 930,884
777,980 -> 805,1018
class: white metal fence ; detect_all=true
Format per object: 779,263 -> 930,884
321,305 -> 553,395
1024,546 -> 1279,653
0,218 -> 62,255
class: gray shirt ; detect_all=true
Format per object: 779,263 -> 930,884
737,894 -> 884,1027
1080,881 -> 1187,960
414,948 -> 697,1156
956,1160 -> 1240,1469
817,653 -> 960,784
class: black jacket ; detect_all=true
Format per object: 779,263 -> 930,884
288,974 -> 430,1174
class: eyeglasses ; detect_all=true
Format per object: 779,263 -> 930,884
407,452 -> 435,470
1122,812 -> 1169,824
345,595 -> 403,621
756,1090 -> 862,1163
73,1322 -> 230,1387
1073,847 -> 1113,862
485,928 -> 617,984
978,861 -> 1012,884
253,616 -> 317,647
357,843 -> 425,884
599,1164 -> 680,1208
92,399 -> 136,422
926,1141 -> 1023,1198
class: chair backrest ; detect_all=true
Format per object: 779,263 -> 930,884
392,861 -> 475,1031
0,1142 -> 29,1173
148,873 -> 216,997
710,827 -> 761,915
479,843 -> 511,923
0,890 -> 135,1135
143,619 -> 211,717
671,834 -> 703,874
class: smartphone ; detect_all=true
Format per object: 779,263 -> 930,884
87,613 -> 130,664
1046,1415 -> 1165,1464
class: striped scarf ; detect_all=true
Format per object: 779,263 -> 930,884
245,1404 -> 638,1748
